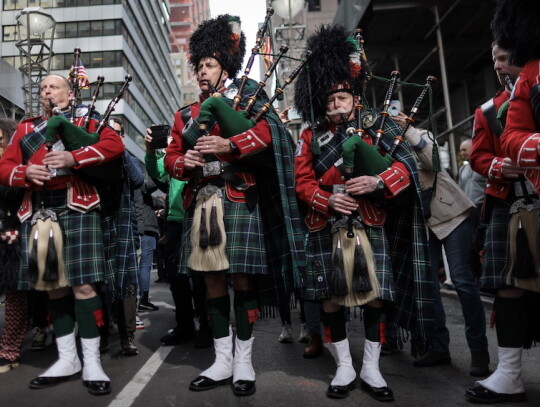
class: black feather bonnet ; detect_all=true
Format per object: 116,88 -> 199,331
189,14 -> 246,78
491,0 -> 540,67
293,24 -> 369,124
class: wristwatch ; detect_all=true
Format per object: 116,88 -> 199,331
375,176 -> 385,190
229,140 -> 239,154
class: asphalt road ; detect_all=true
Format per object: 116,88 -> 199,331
0,271 -> 538,407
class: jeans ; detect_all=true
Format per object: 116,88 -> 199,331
138,234 -> 157,297
428,217 -> 488,353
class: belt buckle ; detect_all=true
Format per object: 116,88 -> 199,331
203,161 -> 223,177
333,184 -> 346,194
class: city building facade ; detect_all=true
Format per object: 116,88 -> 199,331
1,0 -> 182,160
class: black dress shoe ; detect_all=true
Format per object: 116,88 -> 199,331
160,328 -> 195,346
189,375 -> 231,391
232,379 -> 256,396
413,350 -> 451,367
326,381 -> 355,399
465,385 -> 527,403
360,379 -> 394,402
29,373 -> 80,389
83,380 -> 111,395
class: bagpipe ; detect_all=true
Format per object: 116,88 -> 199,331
196,9 -> 310,140
330,30 -> 436,306
44,48 -> 132,183
27,49 -> 132,291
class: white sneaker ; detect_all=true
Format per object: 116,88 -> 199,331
136,316 -> 145,330
278,324 -> 293,343
298,323 -> 311,343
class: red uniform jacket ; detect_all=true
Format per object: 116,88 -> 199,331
501,59 -> 540,193
470,90 -> 512,199
0,115 -> 124,220
164,95 -> 272,208
294,125 -> 411,232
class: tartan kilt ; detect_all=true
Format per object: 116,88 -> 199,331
480,200 -> 512,289
301,219 -> 395,302
179,187 -> 268,276
18,189 -> 107,290
101,214 -> 139,294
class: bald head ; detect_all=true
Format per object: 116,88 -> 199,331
40,74 -> 74,115
460,139 -> 472,161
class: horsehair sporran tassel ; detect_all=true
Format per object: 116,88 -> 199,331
331,234 -> 349,296
209,197 -> 222,246
28,229 -> 39,282
199,199 -> 209,249
188,186 -> 229,272
352,233 -> 372,293
43,225 -> 59,281
28,208 -> 67,290
512,214 -> 537,278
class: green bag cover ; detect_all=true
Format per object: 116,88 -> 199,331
341,135 -> 393,177
199,97 -> 255,139
496,99 -> 510,129
45,115 -> 98,150
44,115 -> 123,183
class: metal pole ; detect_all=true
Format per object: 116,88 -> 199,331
433,6 -> 458,174
392,55 -> 404,109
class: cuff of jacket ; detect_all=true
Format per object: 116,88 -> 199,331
230,128 -> 268,157
488,157 -> 510,182
517,133 -> 540,168
171,157 -> 189,180
379,164 -> 410,196
72,146 -> 104,168
10,165 -> 30,187
309,188 -> 331,214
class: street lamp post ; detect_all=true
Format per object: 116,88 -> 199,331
15,7 -> 56,118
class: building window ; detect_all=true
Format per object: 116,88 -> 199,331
2,20 -> 121,42
3,0 -> 121,10
307,0 -> 321,12
2,26 -> 17,42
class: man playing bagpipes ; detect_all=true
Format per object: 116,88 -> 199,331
465,0 -> 540,403
293,25 -> 432,402
0,74 -> 125,395
164,14 -> 305,397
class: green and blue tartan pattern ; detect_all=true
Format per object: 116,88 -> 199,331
19,190 -> 107,290
366,112 -> 434,343
179,78 -> 306,298
301,220 -> 394,302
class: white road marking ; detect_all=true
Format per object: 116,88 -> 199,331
108,346 -> 173,407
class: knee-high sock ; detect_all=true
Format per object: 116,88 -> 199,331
207,294 -> 231,339
494,296 -> 526,348
0,291 -> 28,361
363,305 -> 387,343
234,290 -> 258,341
75,296 -> 105,339
49,294 -> 76,338
321,308 -> 347,343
